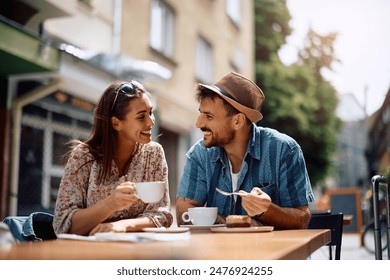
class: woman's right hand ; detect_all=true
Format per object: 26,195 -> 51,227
107,182 -> 140,212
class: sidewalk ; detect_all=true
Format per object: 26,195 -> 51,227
310,233 -> 389,260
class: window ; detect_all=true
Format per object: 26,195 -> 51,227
149,0 -> 175,58
18,125 -> 44,214
226,0 -> 241,27
18,97 -> 91,214
195,36 -> 214,83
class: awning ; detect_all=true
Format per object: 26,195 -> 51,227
0,17 -> 60,76
58,45 -> 172,82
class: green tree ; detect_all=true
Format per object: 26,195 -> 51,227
254,0 -> 292,61
254,0 -> 341,186
298,28 -> 340,77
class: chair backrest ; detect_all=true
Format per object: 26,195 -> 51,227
308,212 -> 344,260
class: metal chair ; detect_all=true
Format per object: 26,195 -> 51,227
308,212 -> 344,260
371,175 -> 390,260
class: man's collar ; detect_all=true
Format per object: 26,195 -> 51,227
247,123 -> 261,160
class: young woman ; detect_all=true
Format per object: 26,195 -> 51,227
53,80 -> 172,236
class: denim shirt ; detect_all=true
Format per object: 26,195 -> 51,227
176,124 -> 315,217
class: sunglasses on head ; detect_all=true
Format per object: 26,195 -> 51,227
111,80 -> 144,112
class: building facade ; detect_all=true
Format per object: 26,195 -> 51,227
0,0 -> 255,218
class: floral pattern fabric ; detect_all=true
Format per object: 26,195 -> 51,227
53,141 -> 173,234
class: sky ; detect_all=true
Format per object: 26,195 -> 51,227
278,0 -> 390,116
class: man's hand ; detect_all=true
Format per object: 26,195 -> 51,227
240,187 -> 271,217
175,197 -> 203,225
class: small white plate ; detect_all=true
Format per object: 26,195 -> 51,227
179,224 -> 226,230
142,227 -> 190,233
210,226 -> 274,233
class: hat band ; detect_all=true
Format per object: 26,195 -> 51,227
212,85 -> 238,103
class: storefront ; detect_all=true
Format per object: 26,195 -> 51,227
0,17 -> 169,217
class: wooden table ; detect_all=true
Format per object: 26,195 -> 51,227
0,229 -> 330,260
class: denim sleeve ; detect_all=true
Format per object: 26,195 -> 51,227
278,145 -> 315,207
176,144 -> 209,205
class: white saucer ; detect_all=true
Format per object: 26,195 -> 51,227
210,226 -> 274,233
142,227 -> 190,233
179,224 -> 226,230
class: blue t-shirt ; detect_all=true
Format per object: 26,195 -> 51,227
176,124 -> 315,217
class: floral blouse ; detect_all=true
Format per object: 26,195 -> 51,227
53,142 -> 173,234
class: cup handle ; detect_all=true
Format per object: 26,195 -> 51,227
182,212 -> 191,223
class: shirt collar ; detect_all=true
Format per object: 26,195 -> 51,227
247,123 -> 261,160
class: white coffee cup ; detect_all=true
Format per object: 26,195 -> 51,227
182,207 -> 218,226
135,181 -> 165,203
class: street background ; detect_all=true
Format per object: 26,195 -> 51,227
311,233 -> 388,260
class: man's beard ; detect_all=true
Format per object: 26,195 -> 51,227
202,128 -> 235,148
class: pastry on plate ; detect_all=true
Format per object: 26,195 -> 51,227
226,215 -> 251,227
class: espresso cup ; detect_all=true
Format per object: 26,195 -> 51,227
135,181 -> 165,203
182,207 -> 218,226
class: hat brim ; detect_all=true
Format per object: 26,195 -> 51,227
198,84 -> 263,123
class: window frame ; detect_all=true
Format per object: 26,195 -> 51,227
149,0 -> 175,58
20,102 -> 91,210
195,36 -> 214,84
226,0 -> 241,28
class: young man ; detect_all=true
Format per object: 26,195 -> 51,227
176,72 -> 314,229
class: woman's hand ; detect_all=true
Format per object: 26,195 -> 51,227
88,220 -> 140,236
89,217 -> 155,236
107,182 -> 140,212
240,187 -> 271,217
89,221 -> 126,236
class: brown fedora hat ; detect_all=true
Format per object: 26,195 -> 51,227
197,72 -> 265,122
